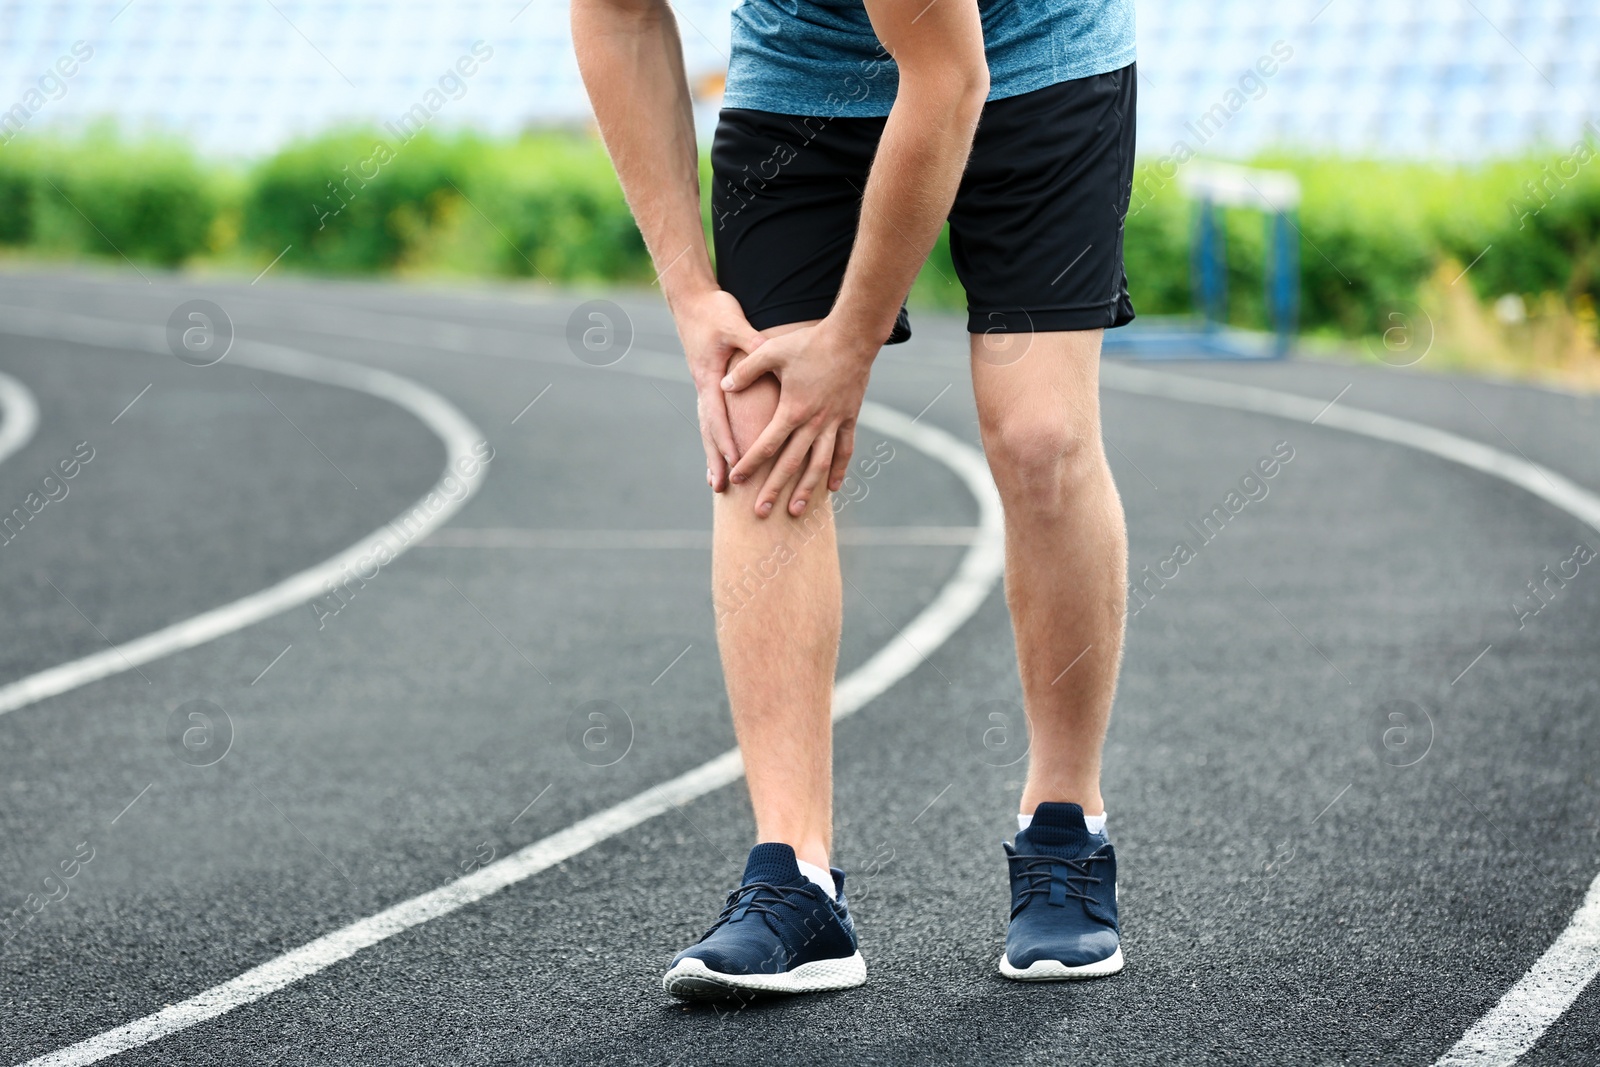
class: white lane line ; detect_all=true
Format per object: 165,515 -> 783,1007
10,298 -> 1598,1062
1099,362 -> 1600,1066
1099,364 -> 1600,535
419,526 -> 982,549
9,383 -> 1004,1067
1434,877 -> 1600,1067
0,309 -> 489,717
0,370 -> 41,467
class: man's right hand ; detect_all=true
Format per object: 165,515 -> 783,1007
671,287 -> 767,492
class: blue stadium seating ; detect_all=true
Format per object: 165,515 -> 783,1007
1,0 -> 1595,158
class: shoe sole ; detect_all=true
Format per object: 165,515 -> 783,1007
998,946 -> 1125,981
663,951 -> 868,999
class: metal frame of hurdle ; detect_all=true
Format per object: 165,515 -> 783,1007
1103,162 -> 1302,361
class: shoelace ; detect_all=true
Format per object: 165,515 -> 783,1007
701,881 -> 817,937
1009,847 -> 1111,918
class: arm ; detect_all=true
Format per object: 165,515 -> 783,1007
571,0 -> 765,492
721,0 -> 989,516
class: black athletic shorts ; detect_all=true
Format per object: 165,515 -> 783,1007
709,63 -> 1137,343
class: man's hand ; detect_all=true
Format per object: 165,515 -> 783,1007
720,320 -> 876,517
672,288 -> 767,492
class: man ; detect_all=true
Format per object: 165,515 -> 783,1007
573,0 -> 1135,996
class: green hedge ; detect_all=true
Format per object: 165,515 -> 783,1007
1462,156 -> 1600,313
237,129 -> 651,281
243,129 -> 478,273
0,141 -> 34,245
0,130 -> 218,265
1,125 -> 1596,345
1116,151 -> 1600,336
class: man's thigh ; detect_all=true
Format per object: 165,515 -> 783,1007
970,329 -> 1106,440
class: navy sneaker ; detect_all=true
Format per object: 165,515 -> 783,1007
1000,802 -> 1124,980
663,842 -> 867,999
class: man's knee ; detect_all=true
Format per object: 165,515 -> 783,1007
984,413 -> 1101,502
724,324 -> 813,463
725,369 -> 781,459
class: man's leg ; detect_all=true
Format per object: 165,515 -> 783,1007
664,321 -> 865,998
944,64 -> 1135,982
712,321 -> 840,873
665,97 -> 879,998
971,328 -> 1126,818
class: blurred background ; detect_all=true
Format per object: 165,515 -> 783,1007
2,0 -> 1598,383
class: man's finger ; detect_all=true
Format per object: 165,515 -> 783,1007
828,420 -> 856,492
790,425 -> 837,517
721,345 -> 779,393
756,426 -> 818,518
728,325 -> 767,357
727,408 -> 800,485
699,385 -> 739,491
700,422 -> 726,492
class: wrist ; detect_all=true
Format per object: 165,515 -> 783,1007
817,312 -> 886,365
661,261 -> 719,316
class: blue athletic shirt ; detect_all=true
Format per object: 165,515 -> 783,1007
721,0 -> 1136,117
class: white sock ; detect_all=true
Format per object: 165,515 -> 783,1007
796,858 -> 837,899
1018,811 -> 1108,835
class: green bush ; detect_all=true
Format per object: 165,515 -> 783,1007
917,157 -> 1476,335
908,225 -> 964,311
1224,151 -> 1592,339
3,124 -> 1598,349
1123,168 -> 1192,317
244,129 -> 489,273
481,136 -> 650,282
1466,153 -> 1600,310
1,130 -> 217,265
1289,160 -> 1441,335
239,129 -> 648,282
1115,154 -> 1597,338
0,140 -> 37,245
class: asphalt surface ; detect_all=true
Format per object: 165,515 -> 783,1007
0,266 -> 1596,1066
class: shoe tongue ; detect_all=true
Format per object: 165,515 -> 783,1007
742,842 -> 807,887
1018,802 -> 1092,858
